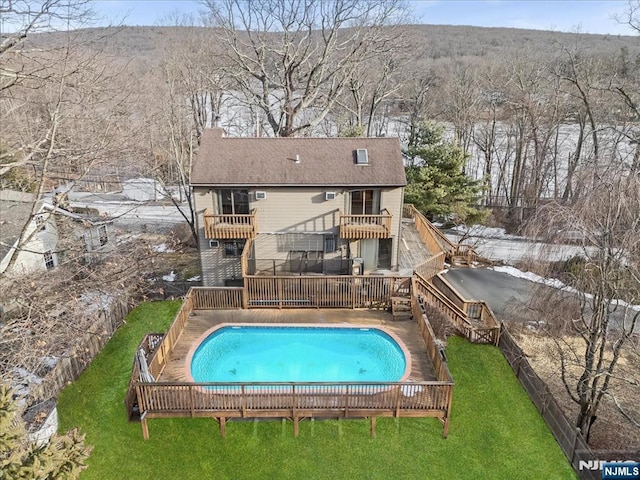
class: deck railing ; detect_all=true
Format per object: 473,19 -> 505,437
204,208 -> 257,239
248,258 -> 352,276
411,282 -> 454,384
403,204 -> 477,264
414,273 -> 473,336
414,252 -> 445,281
191,287 -> 244,310
244,275 -> 409,309
339,208 -> 392,239
124,333 -> 164,420
128,277 -> 455,439
135,379 -> 453,439
414,273 -> 500,345
146,293 -> 194,380
463,300 -> 501,345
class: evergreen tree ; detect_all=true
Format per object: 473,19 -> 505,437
0,385 -> 91,480
404,121 -> 485,224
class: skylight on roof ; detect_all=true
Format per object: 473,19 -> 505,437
356,149 -> 369,165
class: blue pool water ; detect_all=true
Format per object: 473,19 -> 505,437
190,325 -> 408,383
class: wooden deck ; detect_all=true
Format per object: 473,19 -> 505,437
159,309 -> 437,383
399,218 -> 435,272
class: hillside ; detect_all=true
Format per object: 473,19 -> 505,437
32,24 -> 640,69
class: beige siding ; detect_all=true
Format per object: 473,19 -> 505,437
197,227 -> 243,286
194,188 -> 240,286
192,185 -> 404,283
381,186 -> 404,268
251,187 -> 343,233
193,188 -> 216,213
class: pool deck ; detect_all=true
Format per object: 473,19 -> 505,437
159,309 -> 437,383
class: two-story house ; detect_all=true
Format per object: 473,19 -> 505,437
191,129 -> 407,287
0,190 -> 115,275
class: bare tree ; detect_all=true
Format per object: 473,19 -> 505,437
526,173 -> 640,441
202,0 -> 406,137
1,5 -> 133,273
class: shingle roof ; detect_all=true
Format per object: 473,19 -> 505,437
191,129 -> 407,187
0,191 -> 35,263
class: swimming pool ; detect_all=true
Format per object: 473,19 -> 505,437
186,324 -> 411,384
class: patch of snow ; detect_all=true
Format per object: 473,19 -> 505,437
41,356 -> 58,369
79,291 -> 115,311
187,275 -> 201,281
451,224 -> 526,240
10,368 -> 43,398
162,271 -> 176,282
152,243 -> 175,253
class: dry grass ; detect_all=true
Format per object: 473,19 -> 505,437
511,325 -> 640,452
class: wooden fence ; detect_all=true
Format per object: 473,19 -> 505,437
499,327 -> 600,480
31,297 -> 131,403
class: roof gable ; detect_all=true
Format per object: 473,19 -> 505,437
191,129 -> 406,187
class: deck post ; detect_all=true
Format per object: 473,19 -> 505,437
293,416 -> 299,437
351,277 -> 356,308
242,282 -> 248,309
219,417 -> 226,438
370,417 -> 376,438
443,385 -> 453,439
141,412 -> 149,440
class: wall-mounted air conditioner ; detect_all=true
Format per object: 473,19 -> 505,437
255,191 -> 267,200
209,239 -> 220,248
325,191 -> 336,201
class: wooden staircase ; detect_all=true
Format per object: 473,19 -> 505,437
450,255 -> 471,268
391,295 -> 412,320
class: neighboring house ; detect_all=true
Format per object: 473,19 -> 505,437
191,128 -> 407,287
0,190 -> 115,275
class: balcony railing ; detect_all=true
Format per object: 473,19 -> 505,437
339,208 -> 392,239
204,208 -> 257,239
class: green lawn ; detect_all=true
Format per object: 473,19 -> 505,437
58,301 -> 575,480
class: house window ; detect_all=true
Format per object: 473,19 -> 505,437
324,235 -> 337,253
43,250 -> 55,270
219,189 -> 250,214
224,240 -> 246,257
350,189 -> 380,215
98,225 -> 108,246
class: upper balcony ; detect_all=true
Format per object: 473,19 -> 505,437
203,208 -> 257,239
339,208 -> 392,239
